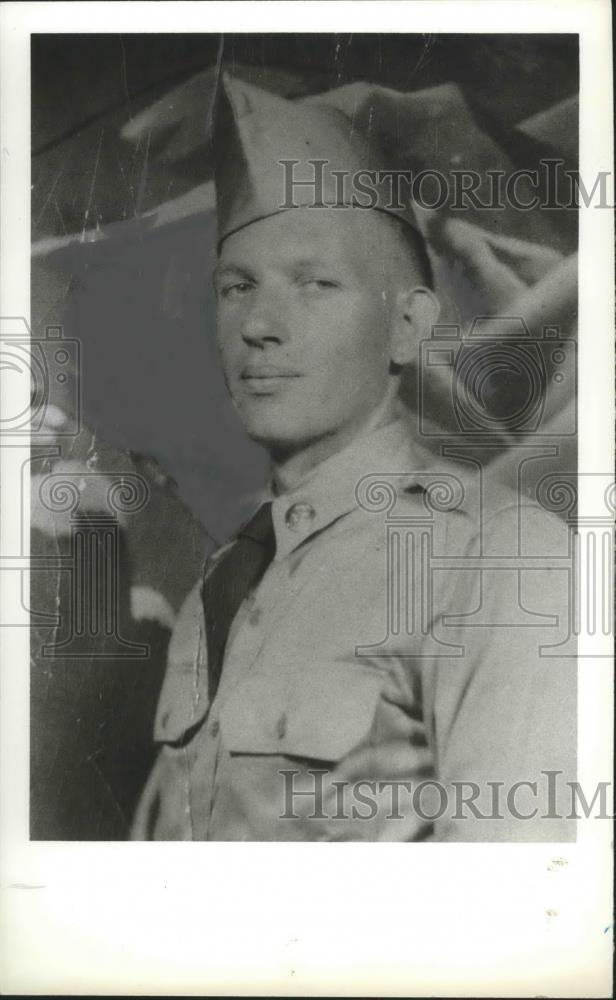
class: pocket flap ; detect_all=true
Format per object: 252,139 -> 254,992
219,659 -> 386,761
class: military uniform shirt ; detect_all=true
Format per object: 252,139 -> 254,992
132,419 -> 576,842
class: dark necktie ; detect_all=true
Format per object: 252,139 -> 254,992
202,502 -> 276,703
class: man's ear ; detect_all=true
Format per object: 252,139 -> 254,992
390,287 -> 441,366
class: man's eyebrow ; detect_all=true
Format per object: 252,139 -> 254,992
287,255 -> 349,277
213,262 -> 253,281
212,255 -> 344,282
290,256 -> 335,269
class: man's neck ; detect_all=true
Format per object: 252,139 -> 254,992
270,397 -> 402,495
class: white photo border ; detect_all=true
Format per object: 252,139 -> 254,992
0,2 -> 613,995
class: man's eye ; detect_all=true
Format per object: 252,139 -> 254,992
220,282 -> 254,299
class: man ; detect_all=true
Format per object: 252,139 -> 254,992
132,75 -> 576,842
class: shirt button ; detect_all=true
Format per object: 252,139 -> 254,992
285,501 -> 316,533
210,720 -> 220,738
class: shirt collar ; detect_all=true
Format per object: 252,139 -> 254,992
264,417 -> 426,560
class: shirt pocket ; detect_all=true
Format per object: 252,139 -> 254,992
218,659 -> 387,762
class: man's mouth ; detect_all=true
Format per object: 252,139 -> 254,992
240,365 -> 302,394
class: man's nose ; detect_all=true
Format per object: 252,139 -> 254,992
241,294 -> 287,346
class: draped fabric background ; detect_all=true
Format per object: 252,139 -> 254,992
30,34 -> 578,838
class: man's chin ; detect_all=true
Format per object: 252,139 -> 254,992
243,422 -> 302,452
239,411 -> 314,455
234,399 -> 289,441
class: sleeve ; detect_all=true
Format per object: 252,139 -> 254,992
428,503 -> 577,842
129,578 -> 207,840
130,754 -> 163,840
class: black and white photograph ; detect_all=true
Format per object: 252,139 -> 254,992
29,28 -> 583,843
1,1 -> 613,995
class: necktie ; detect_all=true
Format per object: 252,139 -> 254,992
202,502 -> 276,703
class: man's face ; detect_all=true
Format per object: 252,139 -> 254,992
214,209 -> 404,456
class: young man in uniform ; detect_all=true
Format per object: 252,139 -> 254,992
132,76 -> 576,842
